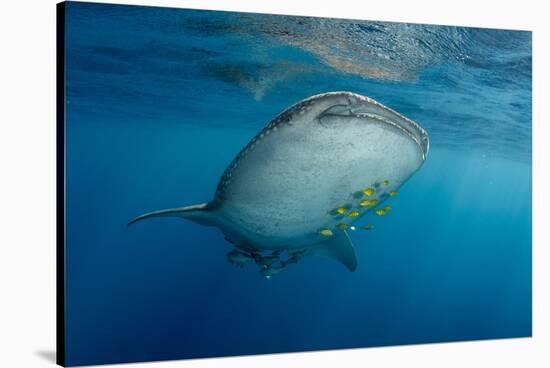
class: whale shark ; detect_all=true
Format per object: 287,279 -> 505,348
128,92 -> 429,275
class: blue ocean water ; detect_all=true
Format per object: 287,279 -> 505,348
63,2 -> 532,366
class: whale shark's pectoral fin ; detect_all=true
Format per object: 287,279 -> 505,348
127,202 -> 217,227
307,231 -> 358,272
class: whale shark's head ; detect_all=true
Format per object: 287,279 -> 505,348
279,91 -> 429,160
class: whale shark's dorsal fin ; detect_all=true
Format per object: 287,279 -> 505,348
307,231 -> 358,272
127,202 -> 217,227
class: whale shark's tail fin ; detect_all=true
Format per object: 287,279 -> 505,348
307,231 -> 358,272
127,202 -> 217,227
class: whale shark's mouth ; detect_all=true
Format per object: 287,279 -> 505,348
319,95 -> 429,160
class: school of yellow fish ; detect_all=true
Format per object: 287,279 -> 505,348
319,179 -> 398,237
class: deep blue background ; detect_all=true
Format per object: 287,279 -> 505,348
64,2 -> 532,366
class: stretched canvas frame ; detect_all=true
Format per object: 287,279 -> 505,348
57,1 -> 532,366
